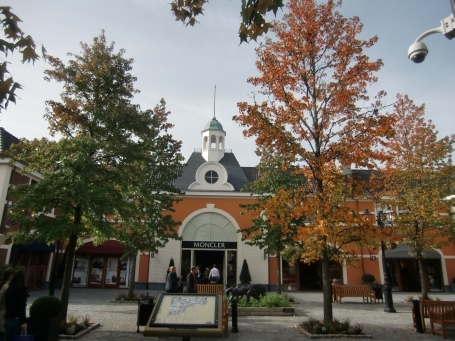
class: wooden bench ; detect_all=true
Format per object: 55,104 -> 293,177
334,285 -> 376,304
197,284 -> 225,295
427,301 -> 455,339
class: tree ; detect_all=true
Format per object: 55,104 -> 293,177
6,32 -> 183,320
239,259 -> 252,284
240,148 -> 303,294
233,0 -> 393,323
0,6 -> 45,112
381,94 -> 455,300
170,0 -> 284,43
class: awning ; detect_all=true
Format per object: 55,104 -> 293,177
14,241 -> 55,253
385,245 -> 441,259
76,240 -> 124,255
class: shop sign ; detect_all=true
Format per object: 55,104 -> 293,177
182,241 -> 237,249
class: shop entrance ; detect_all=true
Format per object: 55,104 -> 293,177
299,260 -> 343,291
195,250 -> 224,284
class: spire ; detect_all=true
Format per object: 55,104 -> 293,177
213,85 -> 216,119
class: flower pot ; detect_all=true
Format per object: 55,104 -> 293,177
27,313 -> 61,341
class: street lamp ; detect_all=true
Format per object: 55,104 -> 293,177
363,207 -> 396,313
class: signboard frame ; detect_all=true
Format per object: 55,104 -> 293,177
143,293 -> 223,338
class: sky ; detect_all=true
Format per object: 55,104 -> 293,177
2,0 -> 454,167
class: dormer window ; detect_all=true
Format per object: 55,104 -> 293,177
205,170 -> 219,184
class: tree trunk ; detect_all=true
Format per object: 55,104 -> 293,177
418,258 -> 428,300
276,252 -> 282,294
60,233 -> 78,321
127,253 -> 137,299
321,252 -> 333,323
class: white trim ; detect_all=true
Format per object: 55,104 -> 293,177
178,205 -> 242,236
342,259 -> 348,284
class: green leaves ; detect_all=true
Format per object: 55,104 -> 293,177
0,6 -> 45,112
169,0 -> 284,43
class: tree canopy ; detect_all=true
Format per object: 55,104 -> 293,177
170,0 -> 284,43
234,0 -> 393,322
6,31 -> 183,320
0,6 -> 45,112
381,94 -> 455,299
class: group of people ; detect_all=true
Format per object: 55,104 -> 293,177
165,264 -> 221,294
0,268 -> 30,341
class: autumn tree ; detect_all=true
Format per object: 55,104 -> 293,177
6,32 -> 183,320
240,148 -> 304,294
0,6 -> 45,111
234,0 -> 393,322
170,0 -> 284,43
381,94 -> 455,300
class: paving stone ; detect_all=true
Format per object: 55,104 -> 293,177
27,289 -> 455,340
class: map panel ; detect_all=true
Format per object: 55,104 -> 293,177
153,295 -> 216,326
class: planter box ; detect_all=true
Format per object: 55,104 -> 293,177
27,314 -> 61,341
300,326 -> 373,339
59,323 -> 100,340
228,307 -> 294,316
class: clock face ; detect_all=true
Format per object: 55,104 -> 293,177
204,170 -> 219,184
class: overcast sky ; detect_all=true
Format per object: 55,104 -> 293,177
2,0 -> 454,166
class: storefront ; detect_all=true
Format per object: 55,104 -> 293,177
73,240 -> 129,289
10,242 -> 55,291
181,241 -> 237,288
384,246 -> 444,292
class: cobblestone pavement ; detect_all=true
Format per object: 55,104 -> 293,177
28,289 -> 455,340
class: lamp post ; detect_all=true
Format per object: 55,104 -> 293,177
377,207 -> 396,313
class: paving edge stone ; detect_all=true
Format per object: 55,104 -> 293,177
299,326 -> 373,339
59,323 -> 101,339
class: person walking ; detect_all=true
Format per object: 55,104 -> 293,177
0,268 -> 15,341
209,264 -> 220,284
3,269 -> 29,341
203,267 -> 210,284
165,266 -> 181,293
187,266 -> 198,293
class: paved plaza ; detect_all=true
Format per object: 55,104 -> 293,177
28,288 -> 455,341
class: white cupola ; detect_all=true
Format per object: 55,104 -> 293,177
201,116 -> 226,162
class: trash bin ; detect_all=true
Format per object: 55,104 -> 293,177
137,293 -> 155,332
371,284 -> 383,303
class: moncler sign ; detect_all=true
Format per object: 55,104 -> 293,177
181,241 -> 237,249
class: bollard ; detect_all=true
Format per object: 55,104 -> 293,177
412,300 -> 424,333
230,298 -> 239,333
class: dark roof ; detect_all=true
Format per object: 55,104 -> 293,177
0,128 -> 19,152
241,167 -> 259,183
173,152 -> 251,192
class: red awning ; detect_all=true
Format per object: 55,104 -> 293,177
76,240 -> 124,255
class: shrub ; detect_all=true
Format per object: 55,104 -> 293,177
29,296 -> 62,318
361,274 -> 375,283
239,259 -> 252,284
234,293 -> 291,308
302,316 -> 362,335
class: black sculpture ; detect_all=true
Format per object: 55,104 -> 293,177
225,284 -> 267,303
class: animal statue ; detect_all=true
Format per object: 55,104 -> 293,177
225,284 -> 266,303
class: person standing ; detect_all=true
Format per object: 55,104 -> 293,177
187,266 -> 198,293
165,266 -> 181,293
0,268 -> 15,341
196,266 -> 202,284
203,267 -> 210,284
209,264 -> 220,284
3,270 -> 29,341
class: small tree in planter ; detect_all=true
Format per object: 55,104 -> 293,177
239,259 -> 252,286
362,274 -> 375,286
28,296 -> 62,341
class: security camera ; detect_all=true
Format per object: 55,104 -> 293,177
408,41 -> 428,63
